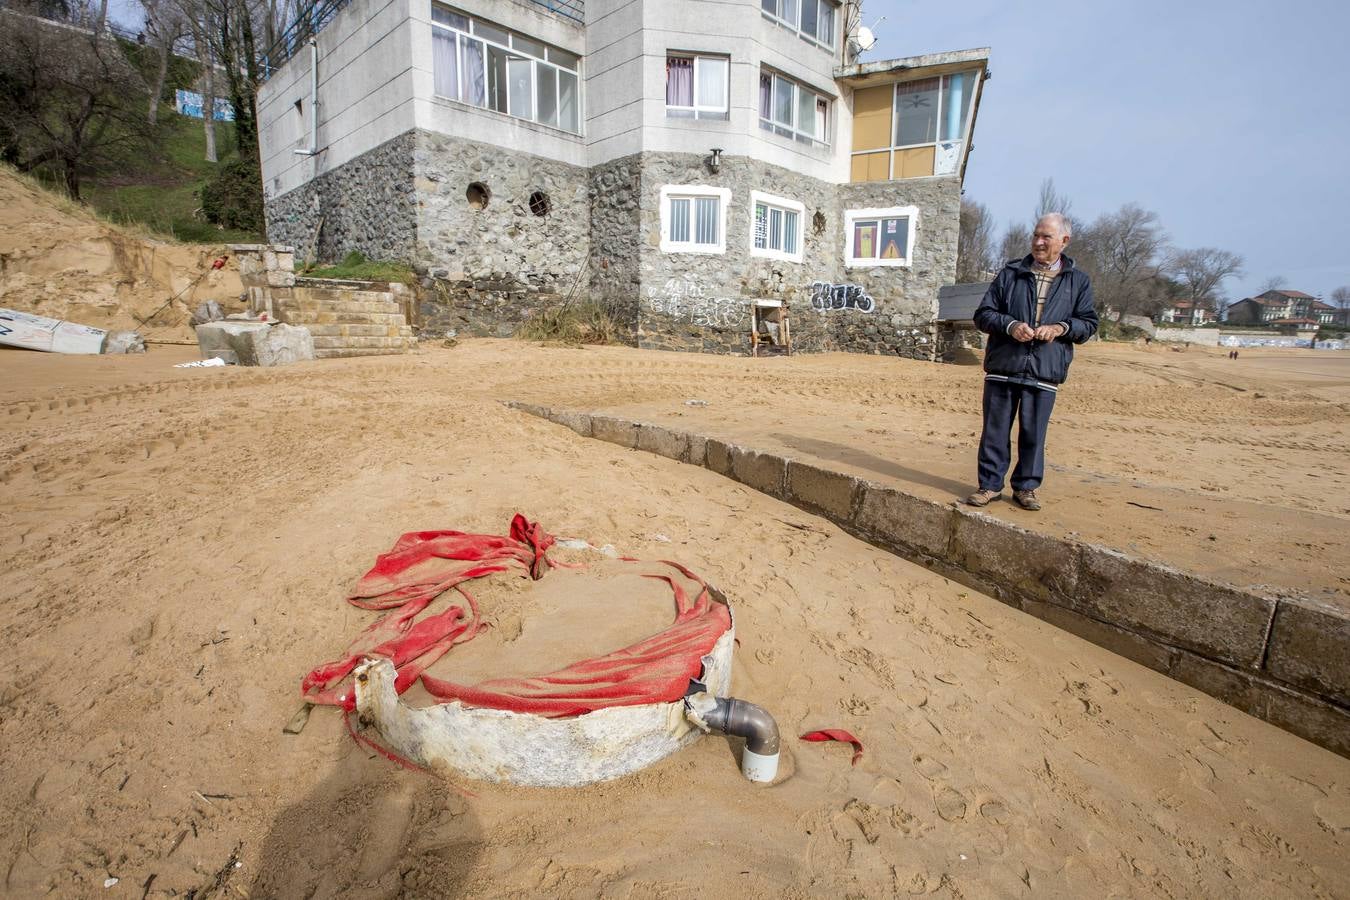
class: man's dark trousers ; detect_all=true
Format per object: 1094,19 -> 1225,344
976,380 -> 1057,492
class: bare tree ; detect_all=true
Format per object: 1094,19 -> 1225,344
1258,274 -> 1286,294
1168,247 -> 1244,320
1074,203 -> 1168,316
1035,177 -> 1073,221
141,0 -> 190,125
1330,286 -> 1350,328
0,13 -> 152,198
956,198 -> 996,283
1000,221 -> 1030,264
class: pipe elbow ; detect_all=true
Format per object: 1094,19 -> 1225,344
704,697 -> 780,756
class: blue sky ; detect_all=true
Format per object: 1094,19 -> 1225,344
863,0 -> 1349,302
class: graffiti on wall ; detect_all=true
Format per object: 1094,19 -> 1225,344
645,276 -> 745,329
810,281 -> 875,313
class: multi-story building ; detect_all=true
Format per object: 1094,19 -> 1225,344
256,0 -> 989,355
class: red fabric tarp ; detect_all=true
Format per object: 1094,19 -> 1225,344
302,515 -> 731,718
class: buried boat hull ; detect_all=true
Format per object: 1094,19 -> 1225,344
352,623 -> 736,787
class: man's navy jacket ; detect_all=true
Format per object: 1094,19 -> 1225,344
973,253 -> 1099,386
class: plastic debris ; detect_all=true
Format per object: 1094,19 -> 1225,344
174,357 -> 227,368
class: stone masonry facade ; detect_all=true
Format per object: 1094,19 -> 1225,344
263,130 -> 962,356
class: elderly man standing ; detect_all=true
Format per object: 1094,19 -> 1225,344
966,213 -> 1098,511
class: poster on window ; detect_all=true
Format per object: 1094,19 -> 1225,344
879,218 -> 907,260
854,222 -> 877,259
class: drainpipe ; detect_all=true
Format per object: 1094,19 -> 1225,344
685,684 -> 780,783
294,38 -> 318,156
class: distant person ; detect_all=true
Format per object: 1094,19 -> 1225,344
966,213 -> 1098,511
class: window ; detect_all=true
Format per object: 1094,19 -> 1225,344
758,69 -> 830,147
660,185 -> 730,254
762,0 -> 836,49
850,69 -> 980,182
750,191 -> 804,262
431,5 -> 581,134
845,206 -> 918,267
665,55 -> 729,119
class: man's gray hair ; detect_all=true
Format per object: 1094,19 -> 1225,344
1037,212 -> 1072,237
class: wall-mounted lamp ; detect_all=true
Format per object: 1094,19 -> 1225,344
708,147 -> 723,174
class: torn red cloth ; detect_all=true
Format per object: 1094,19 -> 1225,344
800,729 -> 864,766
302,517 -> 731,718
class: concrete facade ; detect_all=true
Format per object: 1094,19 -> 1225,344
257,0 -> 989,354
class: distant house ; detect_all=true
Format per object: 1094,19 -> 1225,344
1227,289 -> 1323,325
1158,300 -> 1213,325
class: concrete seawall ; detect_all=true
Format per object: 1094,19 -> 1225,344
509,402 -> 1350,758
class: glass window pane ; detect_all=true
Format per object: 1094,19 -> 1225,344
853,221 -> 878,258
511,34 -> 545,59
880,217 -> 907,259
754,203 -> 767,249
940,72 -> 970,142
695,197 -> 719,245
433,29 -> 458,98
774,76 -> 794,126
507,56 -> 532,118
761,0 -> 776,13
537,63 -> 557,127
670,199 -> 690,243
784,210 -> 798,253
796,88 -> 815,137
432,6 -> 468,29
558,69 -> 579,132
769,208 -> 782,250
547,46 -> 579,70
819,4 -> 834,44
895,77 -> 939,146
816,98 -> 828,140
666,56 -> 693,107
460,36 -> 485,106
474,19 -> 509,45
800,0 -> 818,39
759,73 -> 772,119
696,57 -> 727,110
782,0 -> 798,26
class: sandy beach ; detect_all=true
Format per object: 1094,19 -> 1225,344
1,338 -> 1347,897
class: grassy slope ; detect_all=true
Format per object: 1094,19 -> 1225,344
81,112 -> 263,244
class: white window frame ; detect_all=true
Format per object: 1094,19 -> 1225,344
758,68 -> 831,148
659,185 -> 731,255
761,0 -> 837,50
749,191 -> 805,263
430,4 -> 582,135
844,206 -> 919,268
665,53 -> 730,119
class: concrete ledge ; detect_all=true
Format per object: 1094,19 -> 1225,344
853,483 -> 953,561
636,424 -> 689,462
729,446 -> 788,497
1076,546 -> 1274,670
786,461 -> 861,521
507,403 -> 1350,758
1265,596 -> 1350,707
950,509 -> 1078,604
590,415 -> 639,449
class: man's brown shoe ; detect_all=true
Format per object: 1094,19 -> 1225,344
1013,489 -> 1041,511
965,489 -> 1002,507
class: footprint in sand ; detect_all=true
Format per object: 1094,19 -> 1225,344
934,785 -> 968,822
913,754 -> 947,780
979,799 -> 1011,826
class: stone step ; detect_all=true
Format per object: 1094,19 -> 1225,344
314,346 -> 413,359
280,311 -> 408,327
302,324 -> 412,338
278,298 -> 404,316
290,287 -> 406,306
312,335 -> 416,350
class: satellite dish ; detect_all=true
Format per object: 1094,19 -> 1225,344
855,25 -> 876,51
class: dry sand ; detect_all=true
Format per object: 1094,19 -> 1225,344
1,338 -> 1347,898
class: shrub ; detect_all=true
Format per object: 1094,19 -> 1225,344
200,157 -> 264,232
517,300 -> 616,345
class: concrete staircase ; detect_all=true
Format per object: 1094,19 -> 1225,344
276,278 -> 417,359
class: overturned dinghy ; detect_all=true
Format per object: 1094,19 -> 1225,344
305,516 -> 778,787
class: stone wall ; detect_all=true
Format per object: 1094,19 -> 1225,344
412,131 -> 591,337
263,132 -> 418,266
588,155 -> 643,341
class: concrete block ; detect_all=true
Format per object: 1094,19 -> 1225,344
1077,546 -> 1274,669
786,461 -> 860,522
227,323 -> 314,367
509,402 -> 550,419
1171,652 -> 1350,759
194,320 -> 270,365
1265,596 -> 1350,706
1021,598 -> 1177,673
950,510 -> 1079,603
687,433 -> 708,468
854,483 -> 952,560
266,269 -> 296,288
546,409 -> 592,438
590,416 -> 638,449
636,424 -> 688,462
729,447 -> 787,497
705,439 -> 733,477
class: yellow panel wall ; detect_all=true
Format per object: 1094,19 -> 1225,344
894,146 -> 936,179
851,86 -> 893,152
850,151 -> 891,183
